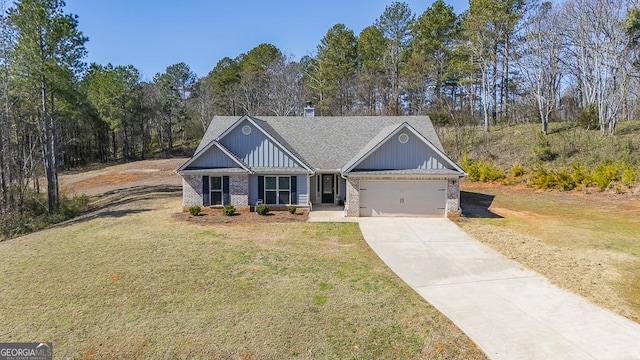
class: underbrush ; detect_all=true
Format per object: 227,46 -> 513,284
440,121 -> 640,169
462,154 -> 639,193
449,121 -> 640,193
0,191 -> 89,240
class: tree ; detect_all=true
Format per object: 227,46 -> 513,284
208,57 -> 240,116
356,26 -> 387,114
375,1 -> 415,114
0,5 -> 14,210
408,0 -> 459,114
263,53 -> 304,116
516,1 -> 563,135
313,24 -> 357,115
462,0 -> 524,132
153,62 -> 196,151
84,63 -> 142,160
561,0 -> 633,135
8,0 -> 87,211
237,43 -> 281,115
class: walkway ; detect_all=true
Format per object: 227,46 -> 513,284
358,217 -> 640,360
307,204 -> 358,223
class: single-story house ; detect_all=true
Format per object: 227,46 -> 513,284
177,114 -> 465,217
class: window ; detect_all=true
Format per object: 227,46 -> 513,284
398,133 -> 409,144
242,125 -> 252,135
265,176 -> 290,205
210,176 -> 223,205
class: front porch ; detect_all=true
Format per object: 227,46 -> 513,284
309,173 -> 347,205
308,203 -> 358,223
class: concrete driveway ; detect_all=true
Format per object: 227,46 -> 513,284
359,217 -> 640,360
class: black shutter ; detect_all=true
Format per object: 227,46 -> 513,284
290,176 -> 298,205
258,176 -> 264,203
202,176 -> 210,206
223,176 -> 230,205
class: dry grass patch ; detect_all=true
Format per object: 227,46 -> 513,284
0,193 -> 485,359
459,182 -> 640,323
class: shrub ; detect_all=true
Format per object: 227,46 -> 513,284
570,162 -> 591,187
462,156 -> 504,182
256,204 -> 269,215
593,163 -> 619,191
460,152 -> 472,172
477,160 -> 504,182
555,169 -> 577,191
188,205 -> 201,216
533,132 -> 555,161
511,164 -> 525,178
529,164 -> 556,189
466,162 -> 481,181
0,192 -> 90,240
576,103 -> 599,130
287,205 -> 296,214
621,163 -> 636,186
223,205 -> 235,216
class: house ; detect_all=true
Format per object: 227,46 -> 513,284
177,114 -> 465,217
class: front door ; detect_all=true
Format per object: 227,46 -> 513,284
322,174 -> 334,203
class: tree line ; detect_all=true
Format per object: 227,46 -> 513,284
2,0 -> 640,215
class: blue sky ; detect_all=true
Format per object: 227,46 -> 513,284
64,0 -> 469,81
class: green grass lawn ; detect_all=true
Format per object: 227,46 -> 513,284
0,193 -> 485,359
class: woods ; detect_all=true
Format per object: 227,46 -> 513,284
2,0 -> 640,218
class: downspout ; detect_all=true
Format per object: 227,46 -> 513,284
340,172 -> 349,217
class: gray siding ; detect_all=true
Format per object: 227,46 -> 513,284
248,174 -> 309,206
221,120 -> 302,168
354,131 -> 447,171
297,175 -> 309,205
248,175 -> 259,205
189,145 -> 239,168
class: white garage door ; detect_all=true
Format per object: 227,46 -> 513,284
359,180 -> 447,217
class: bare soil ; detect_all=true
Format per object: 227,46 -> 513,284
173,208 -> 309,224
60,158 -> 186,198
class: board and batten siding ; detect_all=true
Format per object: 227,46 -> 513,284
354,131 -> 447,170
248,175 -> 308,205
189,146 -> 240,168
221,120 -> 302,168
297,175 -> 309,205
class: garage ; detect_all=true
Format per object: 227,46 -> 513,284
359,180 -> 447,217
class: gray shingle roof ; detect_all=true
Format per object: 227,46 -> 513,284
196,116 -> 445,172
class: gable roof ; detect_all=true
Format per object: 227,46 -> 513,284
177,140 -> 251,173
216,115 -> 313,172
341,122 -> 465,175
196,116 -> 450,172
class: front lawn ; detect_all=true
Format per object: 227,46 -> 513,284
0,193 -> 485,359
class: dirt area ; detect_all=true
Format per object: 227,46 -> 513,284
60,158 -> 186,198
458,181 -> 640,323
172,208 -> 309,224
59,158 -> 311,224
